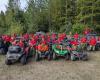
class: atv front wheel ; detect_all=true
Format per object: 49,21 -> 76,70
65,54 -> 70,60
87,45 -> 91,51
20,55 -> 27,65
53,52 -> 57,60
47,53 -> 52,61
5,59 -> 12,65
82,54 -> 88,61
71,54 -> 76,61
35,52 -> 40,61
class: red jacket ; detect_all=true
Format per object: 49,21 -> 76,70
17,41 -> 24,48
5,35 -> 11,42
71,40 -> 78,46
89,38 -> 97,46
81,37 -> 87,43
23,34 -> 29,40
73,33 -> 79,39
98,37 -> 100,41
29,39 -> 36,47
12,41 -> 17,46
51,34 -> 56,40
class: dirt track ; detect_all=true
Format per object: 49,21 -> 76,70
0,51 -> 100,80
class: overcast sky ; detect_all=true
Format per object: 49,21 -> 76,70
0,0 -> 28,12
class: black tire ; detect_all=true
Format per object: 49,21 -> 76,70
96,44 -> 100,51
65,54 -> 70,60
35,52 -> 40,61
87,45 -> 91,51
47,53 -> 52,61
71,54 -> 76,61
82,54 -> 88,61
5,59 -> 12,65
0,48 -> 5,55
53,52 -> 57,60
20,55 -> 27,65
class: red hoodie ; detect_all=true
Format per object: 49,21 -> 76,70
81,37 -> 87,43
89,37 -> 97,46
29,39 -> 36,47
73,33 -> 79,39
51,34 -> 56,40
5,35 -> 11,42
23,33 -> 29,40
17,41 -> 24,48
71,40 -> 78,46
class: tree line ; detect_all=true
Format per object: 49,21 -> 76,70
0,0 -> 100,35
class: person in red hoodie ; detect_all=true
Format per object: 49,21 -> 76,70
12,40 -> 17,46
83,27 -> 91,35
17,40 -> 24,49
29,38 -> 36,49
80,37 -> 87,50
51,33 -> 57,40
98,36 -> 100,42
73,32 -> 79,40
46,34 -> 50,43
89,36 -> 97,51
58,33 -> 63,44
23,33 -> 29,41
4,35 -> 12,47
70,39 -> 79,50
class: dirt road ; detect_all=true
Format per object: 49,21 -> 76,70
0,51 -> 100,80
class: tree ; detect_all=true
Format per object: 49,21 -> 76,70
76,0 -> 100,26
0,11 -> 7,34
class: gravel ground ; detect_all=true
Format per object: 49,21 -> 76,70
0,51 -> 100,80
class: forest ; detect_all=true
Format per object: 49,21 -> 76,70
0,0 -> 100,34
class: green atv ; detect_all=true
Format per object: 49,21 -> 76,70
52,44 -> 70,60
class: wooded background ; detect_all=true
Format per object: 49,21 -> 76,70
0,0 -> 100,34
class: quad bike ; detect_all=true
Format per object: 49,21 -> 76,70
52,43 -> 70,60
70,42 -> 88,61
5,45 -> 32,65
35,42 -> 53,61
70,50 -> 88,61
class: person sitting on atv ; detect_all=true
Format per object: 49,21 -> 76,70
17,40 -> 24,49
80,37 -> 87,50
29,38 -> 37,49
11,40 -> 17,46
83,27 -> 91,35
17,39 -> 30,55
29,34 -> 34,38
45,33 -> 51,43
11,33 -> 16,42
4,35 -> 11,51
73,32 -> 79,40
98,36 -> 100,42
37,35 -> 48,52
51,33 -> 57,44
58,33 -> 64,44
34,35 -> 39,42
23,33 -> 29,41
70,39 -> 79,50
89,36 -> 97,51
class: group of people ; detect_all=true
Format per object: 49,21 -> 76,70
0,28 -> 100,52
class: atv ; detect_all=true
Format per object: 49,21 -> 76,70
70,49 -> 88,61
52,43 -> 70,60
35,41 -> 53,61
5,45 -> 31,65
